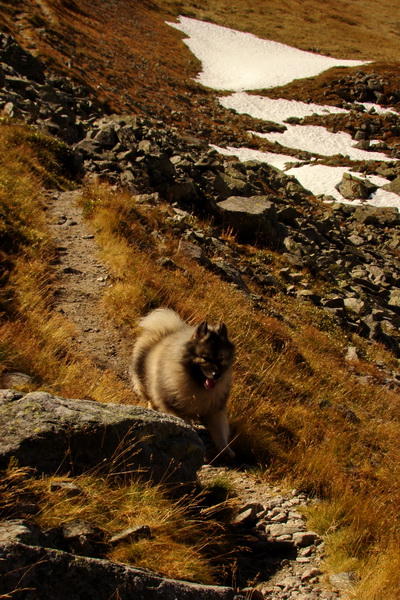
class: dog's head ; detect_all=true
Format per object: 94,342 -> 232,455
188,320 -> 235,390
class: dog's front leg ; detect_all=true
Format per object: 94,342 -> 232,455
204,409 -> 235,458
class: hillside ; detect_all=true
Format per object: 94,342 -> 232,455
0,1 -> 400,599
1,0 -> 400,130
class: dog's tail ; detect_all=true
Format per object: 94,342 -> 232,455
138,308 -> 186,338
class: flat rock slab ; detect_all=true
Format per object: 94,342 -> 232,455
0,390 -> 205,488
216,196 -> 283,247
0,542 -> 235,600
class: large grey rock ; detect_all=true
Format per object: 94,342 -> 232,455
352,205 -> 400,227
0,34 -> 45,83
0,542 -> 235,600
0,390 -> 204,488
382,176 -> 400,196
216,195 -> 283,247
336,173 -> 377,200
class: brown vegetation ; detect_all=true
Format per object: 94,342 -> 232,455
1,0 -> 400,595
1,116 -> 400,595
1,0 -> 399,137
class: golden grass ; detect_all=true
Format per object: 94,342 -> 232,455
2,127 -> 400,591
0,123 -> 233,584
78,179 -> 400,598
0,464 -> 222,584
0,122 -> 131,403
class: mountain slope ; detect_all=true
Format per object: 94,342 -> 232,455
1,2 -> 400,599
1,0 -> 399,132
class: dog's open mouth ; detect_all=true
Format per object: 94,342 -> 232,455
204,377 -> 217,390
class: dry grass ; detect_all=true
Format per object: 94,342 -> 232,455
0,464 -> 225,584
1,0 -> 400,592
78,179 -> 400,598
159,0 -> 400,63
0,122 -> 131,403
0,122 -> 232,584
1,121 -> 400,594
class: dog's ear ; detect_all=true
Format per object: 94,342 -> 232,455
195,321 -> 209,339
218,322 -> 228,339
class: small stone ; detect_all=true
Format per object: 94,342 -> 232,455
301,567 -> 322,581
296,556 -> 311,563
110,525 -> 152,545
329,571 -> 358,590
233,503 -> 263,526
292,531 -> 320,547
0,519 -> 43,545
50,481 -> 83,497
271,512 -> 288,523
345,346 -> 359,361
0,372 -> 35,388
156,257 -> 181,270
268,523 -> 301,537
62,520 -> 105,557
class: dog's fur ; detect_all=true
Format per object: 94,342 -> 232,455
130,308 -> 235,457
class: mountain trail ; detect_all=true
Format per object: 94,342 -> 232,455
44,187 -> 132,384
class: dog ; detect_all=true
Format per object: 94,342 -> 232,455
130,308 -> 235,457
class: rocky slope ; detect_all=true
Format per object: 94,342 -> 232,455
2,32 -> 399,363
1,29 -> 400,600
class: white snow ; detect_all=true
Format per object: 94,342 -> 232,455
361,103 -> 399,115
253,125 -> 394,162
167,16 -> 400,210
285,164 -> 392,203
168,16 -> 367,91
219,92 -> 349,125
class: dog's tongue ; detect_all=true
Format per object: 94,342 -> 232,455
205,377 -> 217,390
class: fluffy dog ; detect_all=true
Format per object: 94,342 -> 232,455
130,308 -> 235,457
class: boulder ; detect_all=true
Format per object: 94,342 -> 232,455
336,173 -> 377,200
0,542 -> 235,600
216,196 -> 283,247
167,180 -> 199,205
382,176 -> 400,196
147,155 -> 176,186
0,34 -> 45,83
213,172 -> 253,199
0,390 -> 204,488
93,125 -> 119,148
352,206 -> 400,227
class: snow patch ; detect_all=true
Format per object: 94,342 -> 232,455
168,16 -> 367,91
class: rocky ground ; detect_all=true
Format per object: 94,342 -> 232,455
1,31 -> 400,599
0,390 -> 346,599
3,32 -> 400,359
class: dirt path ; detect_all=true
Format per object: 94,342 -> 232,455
44,188 -> 132,384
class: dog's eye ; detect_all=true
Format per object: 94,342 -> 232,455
199,356 -> 211,363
